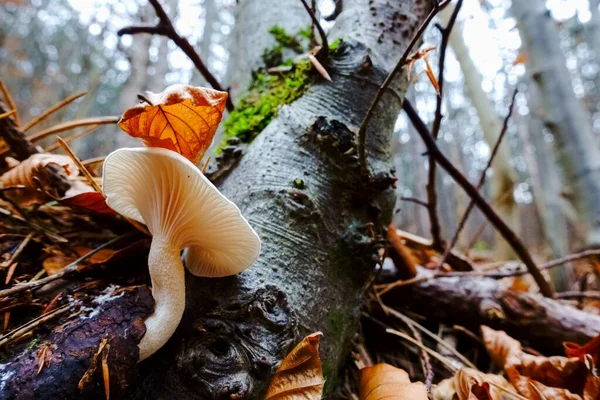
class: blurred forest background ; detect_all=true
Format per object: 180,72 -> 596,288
2,0 -> 600,288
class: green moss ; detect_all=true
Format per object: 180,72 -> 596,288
292,178 -> 305,189
298,26 -> 312,40
328,38 -> 341,51
221,59 -> 312,147
25,338 -> 39,351
329,309 -> 353,343
268,25 -> 303,53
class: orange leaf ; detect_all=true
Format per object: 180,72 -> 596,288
359,363 -> 427,400
43,247 -> 116,275
564,333 -> 600,365
265,332 -> 325,399
482,326 -> 585,400
61,191 -> 115,215
118,84 -> 227,164
513,51 -> 528,65
433,368 -> 515,400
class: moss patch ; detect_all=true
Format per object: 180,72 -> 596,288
221,60 -> 312,147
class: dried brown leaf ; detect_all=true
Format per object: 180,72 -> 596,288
0,153 -> 79,206
433,368 -> 515,400
43,247 -> 116,275
265,332 -> 325,399
359,363 -> 427,400
482,326 -> 585,400
118,84 -> 227,164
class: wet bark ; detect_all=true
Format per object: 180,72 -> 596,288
0,286 -> 154,400
132,0 -> 433,398
383,276 -> 600,354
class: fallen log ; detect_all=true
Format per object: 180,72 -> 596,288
383,276 -> 600,354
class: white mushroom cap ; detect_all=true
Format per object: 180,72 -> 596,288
102,147 -> 260,360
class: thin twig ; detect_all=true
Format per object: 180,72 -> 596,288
0,234 -> 131,299
357,0 -> 452,174
117,0 -> 234,111
437,89 -> 518,269
0,304 -> 70,348
21,91 -> 87,132
382,304 -> 477,369
0,109 -> 16,121
0,80 -> 20,126
555,291 -> 600,301
402,99 -> 554,297
386,328 -> 458,373
425,0 -> 464,251
57,137 -> 103,194
400,196 -> 429,208
0,232 -> 34,269
45,124 -> 100,152
299,0 -> 329,59
26,116 -> 119,143
431,0 -> 463,138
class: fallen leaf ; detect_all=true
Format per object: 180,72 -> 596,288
482,326 -> 585,400
265,332 -> 325,399
564,333 -> 600,365
513,51 -> 528,65
60,191 -> 114,215
433,368 -> 515,400
43,247 -> 116,275
359,363 -> 427,400
0,153 -> 79,206
118,84 -> 227,164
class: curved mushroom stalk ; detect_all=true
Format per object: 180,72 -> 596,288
102,147 -> 260,361
139,235 -> 186,361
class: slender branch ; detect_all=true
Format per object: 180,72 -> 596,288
400,196 -> 429,208
299,0 -> 329,59
117,0 -> 234,111
431,0 -> 463,138
555,291 -> 600,301
437,89 -> 518,268
425,0 -> 463,251
402,99 -> 554,298
357,0 -> 452,174
21,91 -> 87,132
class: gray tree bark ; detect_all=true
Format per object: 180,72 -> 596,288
439,3 -> 520,261
519,84 -> 572,290
131,0 -> 433,398
512,0 -> 600,248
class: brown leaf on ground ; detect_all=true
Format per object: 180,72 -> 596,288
564,333 -> 600,364
0,153 -> 78,206
359,363 -> 427,400
482,326 -> 586,400
432,368 -> 515,400
265,332 -> 325,399
61,180 -> 114,215
43,246 -> 116,275
118,84 -> 227,164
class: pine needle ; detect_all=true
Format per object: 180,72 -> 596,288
22,91 -> 88,132
27,116 -> 119,143
0,80 -> 20,126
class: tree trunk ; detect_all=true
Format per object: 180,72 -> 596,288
439,3 -> 520,261
519,83 -> 572,290
512,0 -> 600,248
131,0 -> 433,398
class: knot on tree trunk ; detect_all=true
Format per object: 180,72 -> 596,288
134,285 -> 296,399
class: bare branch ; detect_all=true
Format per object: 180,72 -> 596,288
299,0 -> 329,59
437,89 -> 518,269
118,0 -> 234,111
357,0 -> 452,174
402,98 -> 554,298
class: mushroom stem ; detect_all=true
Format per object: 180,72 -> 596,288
138,235 -> 186,361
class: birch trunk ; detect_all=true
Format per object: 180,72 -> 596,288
132,0 -> 433,398
439,4 -> 520,260
512,0 -> 600,248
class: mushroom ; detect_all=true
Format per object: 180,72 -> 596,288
102,147 -> 260,360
